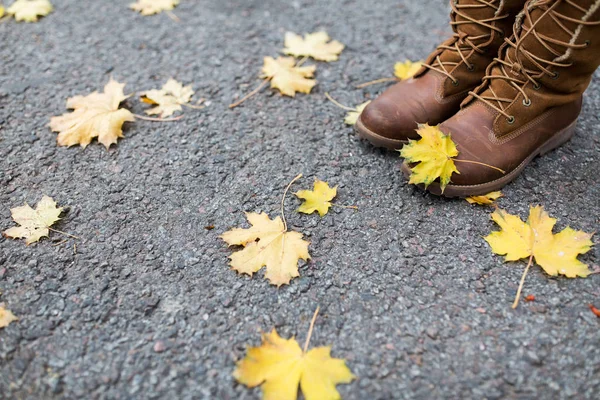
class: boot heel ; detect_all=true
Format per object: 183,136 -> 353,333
539,120 -> 577,156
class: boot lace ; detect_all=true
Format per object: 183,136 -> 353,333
469,0 -> 600,121
423,0 -> 508,84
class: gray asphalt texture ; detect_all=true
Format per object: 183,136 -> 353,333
1,0 -> 599,399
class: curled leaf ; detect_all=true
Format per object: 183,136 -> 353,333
344,101 -> 371,125
141,78 -> 194,117
466,191 -> 503,205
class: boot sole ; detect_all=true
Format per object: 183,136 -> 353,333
355,116 -> 408,150
400,119 -> 578,197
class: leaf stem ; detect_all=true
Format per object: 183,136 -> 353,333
512,254 -> 533,309
303,306 -> 320,353
281,174 -> 303,231
324,92 -> 354,111
355,77 -> 397,89
295,56 -> 309,67
229,78 -> 270,109
453,159 -> 506,174
133,114 -> 184,122
330,203 -> 358,210
181,103 -> 205,110
166,10 -> 180,22
48,227 -> 80,240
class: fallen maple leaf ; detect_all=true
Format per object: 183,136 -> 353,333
3,195 -> 63,245
394,60 -> 422,80
221,212 -> 310,286
129,0 -> 178,15
485,206 -> 594,278
466,191 -> 503,205
283,31 -> 344,62
589,304 -> 600,318
141,78 -> 194,118
7,0 -> 52,22
0,306 -> 18,328
261,56 -> 316,97
400,124 -> 459,192
50,79 -> 135,149
0,4 -> 5,18
344,101 -> 371,125
295,180 -> 337,217
234,309 -> 355,400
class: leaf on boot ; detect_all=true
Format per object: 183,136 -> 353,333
7,0 -> 53,22
466,191 -> 503,205
129,0 -> 179,15
295,179 -> 337,217
283,31 -> 345,62
261,56 -> 316,97
0,306 -> 18,328
484,206 -> 594,278
50,79 -> 135,149
400,123 -> 459,192
344,101 -> 371,125
394,60 -> 422,80
3,195 -> 62,245
141,78 -> 194,117
221,212 -> 310,286
234,329 -> 355,400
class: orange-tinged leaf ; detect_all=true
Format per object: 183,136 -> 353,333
0,306 -> 18,328
234,329 -> 355,400
484,206 -> 594,278
221,212 -> 310,286
50,79 -> 134,149
261,56 -> 316,97
3,195 -> 62,245
589,304 -> 600,318
466,191 -> 503,205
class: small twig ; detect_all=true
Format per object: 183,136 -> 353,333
73,243 -> 77,255
133,114 -> 184,122
330,203 -> 358,211
51,239 -> 68,247
453,159 -> 506,174
48,227 -> 80,240
512,254 -> 534,309
356,77 -> 397,88
303,306 -> 320,353
281,174 -> 303,231
295,56 -> 309,67
324,92 -> 355,111
229,78 -> 270,109
166,10 -> 180,22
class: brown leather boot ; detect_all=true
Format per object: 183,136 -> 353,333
356,0 -> 527,149
407,0 -> 600,197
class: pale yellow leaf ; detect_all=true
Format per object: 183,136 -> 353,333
466,191 -> 503,205
283,31 -> 345,62
484,206 -> 594,278
0,306 -> 18,328
400,123 -> 459,192
344,101 -> 370,125
7,0 -> 52,22
141,78 -> 194,117
394,60 -> 422,80
129,0 -> 178,15
221,212 -> 310,286
261,56 -> 316,97
295,180 -> 337,217
50,79 -> 135,149
234,329 -> 355,400
3,195 -> 62,245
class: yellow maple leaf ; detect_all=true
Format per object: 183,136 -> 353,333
295,180 -> 337,217
394,60 -> 422,80
283,31 -> 345,62
7,0 -> 52,22
50,78 -> 135,149
3,195 -> 62,245
129,0 -> 178,15
466,191 -> 503,205
400,124 -> 459,192
234,329 -> 355,400
485,206 -> 594,278
141,78 -> 194,118
0,306 -> 18,328
221,212 -> 310,286
344,101 -> 370,125
261,56 -> 316,97
0,5 -> 5,18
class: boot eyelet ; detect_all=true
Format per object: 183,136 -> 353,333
507,116 -> 515,124
452,79 -> 460,87
550,71 -> 560,80
522,99 -> 532,107
466,64 -> 475,71
499,30 -> 505,37
533,82 -> 541,90
584,39 -> 591,47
